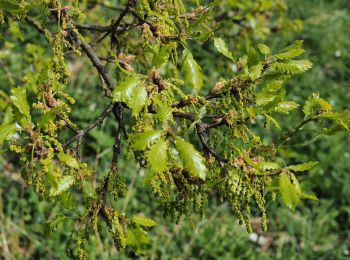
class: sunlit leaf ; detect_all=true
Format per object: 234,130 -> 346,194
288,161 -> 319,172
126,227 -> 149,255
213,37 -> 234,61
0,124 -> 16,143
279,172 -> 301,210
129,85 -> 147,116
182,48 -> 203,89
10,87 -> 30,118
50,176 -> 75,196
272,60 -> 313,75
57,152 -> 80,169
112,75 -> 140,103
257,43 -> 271,55
132,130 -> 163,151
174,136 -> 207,180
82,180 -> 97,199
273,40 -> 305,60
131,215 -> 157,227
146,139 -> 168,173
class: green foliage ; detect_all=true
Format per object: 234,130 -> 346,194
132,130 -> 163,151
0,0 -> 349,258
146,139 -> 168,173
213,37 -> 235,61
174,136 -> 207,180
279,172 -> 301,210
182,48 -> 203,89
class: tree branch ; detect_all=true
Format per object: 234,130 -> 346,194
64,103 -> 114,148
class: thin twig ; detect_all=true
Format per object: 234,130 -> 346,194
196,121 -> 227,164
64,103 -> 114,148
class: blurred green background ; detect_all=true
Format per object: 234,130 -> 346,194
1,0 -> 349,259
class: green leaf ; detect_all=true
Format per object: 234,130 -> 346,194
81,180 -> 97,199
261,89 -> 286,112
126,227 -> 149,254
319,111 -> 349,120
174,136 -> 207,180
38,109 -> 56,129
113,75 -> 147,116
257,43 -> 271,55
0,0 -> 24,12
132,130 -> 163,151
273,40 -> 305,60
272,60 -> 313,75
0,124 -> 16,143
279,172 -> 301,210
302,93 -> 331,116
143,168 -> 156,185
213,37 -> 234,61
10,87 -> 30,118
288,161 -> 319,172
322,123 -> 348,135
154,43 -> 176,66
257,161 -> 280,171
264,114 -> 281,129
274,101 -> 299,114
58,192 -> 76,209
50,175 -> 75,196
43,215 -> 66,237
190,106 -> 206,130
131,215 -> 157,227
247,47 -> 260,67
182,48 -> 203,89
129,85 -> 147,116
57,152 -> 80,169
146,139 -> 168,173
249,63 -> 263,81
112,75 -> 140,103
155,101 -> 173,127
301,192 -> 318,201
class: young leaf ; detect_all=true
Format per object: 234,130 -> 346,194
257,161 -> 280,171
174,136 -> 207,180
274,101 -> 299,114
126,227 -> 149,254
257,43 -> 271,55
264,114 -> 281,129
146,139 -> 168,173
154,43 -> 176,66
272,60 -> 313,75
10,87 -> 30,118
50,175 -> 75,196
279,172 -> 301,210
81,180 -> 97,199
0,124 -> 16,143
182,48 -> 203,89
132,130 -> 162,151
131,215 -> 157,227
155,101 -> 173,127
57,152 -> 79,169
129,85 -> 147,116
247,47 -> 260,67
213,37 -> 234,61
288,161 -> 319,172
112,75 -> 140,103
42,215 -> 66,237
301,192 -> 318,201
249,63 -> 263,81
273,40 -> 305,60
302,93 -> 331,116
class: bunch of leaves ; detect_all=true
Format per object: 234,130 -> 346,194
0,0 -> 349,258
